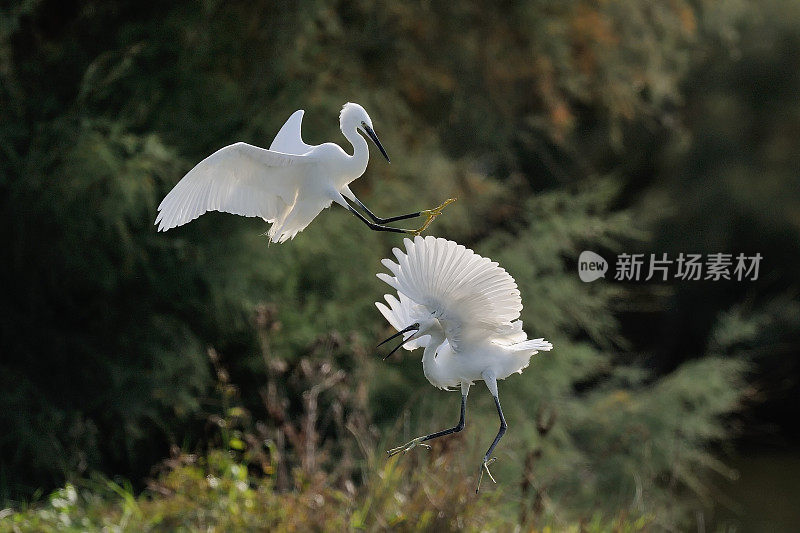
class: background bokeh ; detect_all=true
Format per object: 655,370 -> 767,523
1,0 -> 799,530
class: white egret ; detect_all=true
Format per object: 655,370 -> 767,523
375,236 -> 553,492
155,103 -> 455,242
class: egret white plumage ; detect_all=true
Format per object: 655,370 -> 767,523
375,236 -> 553,492
155,103 -> 454,242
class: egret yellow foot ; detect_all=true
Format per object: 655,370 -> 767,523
412,198 -> 457,236
475,457 -> 497,494
386,436 -> 432,457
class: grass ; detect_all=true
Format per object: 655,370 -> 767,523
0,446 -> 650,532
1,353 -> 652,532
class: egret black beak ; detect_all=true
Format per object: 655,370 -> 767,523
378,323 -> 419,360
362,124 -> 391,163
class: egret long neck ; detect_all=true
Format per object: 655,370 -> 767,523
421,330 -> 448,385
342,127 -> 370,181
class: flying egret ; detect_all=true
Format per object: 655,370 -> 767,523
375,236 -> 553,492
155,103 -> 455,242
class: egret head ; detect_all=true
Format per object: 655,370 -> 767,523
411,317 -> 442,340
377,317 -> 442,360
340,102 -> 390,162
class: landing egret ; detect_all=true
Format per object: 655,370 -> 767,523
155,103 -> 455,242
375,236 -> 553,492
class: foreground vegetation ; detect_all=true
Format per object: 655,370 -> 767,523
1,448 -> 654,532
2,361 -> 651,532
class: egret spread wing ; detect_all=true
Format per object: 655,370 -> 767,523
269,110 -> 315,155
493,320 -> 528,345
377,236 -> 523,350
155,142 -> 308,232
491,319 -> 552,353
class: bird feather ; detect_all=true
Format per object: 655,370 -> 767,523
377,236 -> 523,351
269,110 -> 314,155
155,142 -> 309,236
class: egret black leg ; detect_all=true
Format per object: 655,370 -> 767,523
476,394 -> 507,493
349,197 -> 422,224
483,395 -> 507,460
420,394 -> 467,442
387,394 -> 467,457
347,206 -> 414,234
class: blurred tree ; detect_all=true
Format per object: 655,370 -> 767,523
632,0 -> 800,440
0,0 -> 763,528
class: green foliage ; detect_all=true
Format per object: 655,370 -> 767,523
0,380 -> 651,532
0,452 -> 651,532
635,0 -> 800,445
0,117 -> 218,497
